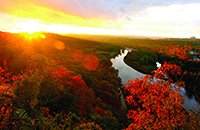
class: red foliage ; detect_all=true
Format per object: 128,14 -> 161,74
52,67 -> 95,116
155,44 -> 192,61
0,61 -> 23,129
94,107 -> 105,117
125,62 -> 187,129
154,62 -> 182,79
0,61 -> 23,85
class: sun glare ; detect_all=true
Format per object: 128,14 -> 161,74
11,19 -> 47,34
5,16 -> 198,38
21,32 -> 46,42
20,20 -> 37,33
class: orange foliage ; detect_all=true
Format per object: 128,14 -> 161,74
154,61 -> 182,79
125,62 -> 187,129
154,44 -> 193,61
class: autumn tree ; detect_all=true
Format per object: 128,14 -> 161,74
125,62 -> 190,129
154,43 -> 200,100
0,61 -> 22,129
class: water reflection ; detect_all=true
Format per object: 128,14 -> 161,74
111,49 -> 200,115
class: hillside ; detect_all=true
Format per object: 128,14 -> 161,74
0,31 -> 199,129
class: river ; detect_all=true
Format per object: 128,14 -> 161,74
110,49 -> 200,115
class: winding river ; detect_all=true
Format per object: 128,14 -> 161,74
111,49 -> 200,115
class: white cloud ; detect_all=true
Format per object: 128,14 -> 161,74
140,3 -> 200,25
1,0 -> 200,38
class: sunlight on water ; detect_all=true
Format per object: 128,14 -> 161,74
156,62 -> 161,68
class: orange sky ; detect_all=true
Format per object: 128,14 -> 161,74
0,0 -> 200,38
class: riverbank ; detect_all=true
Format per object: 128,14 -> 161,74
111,49 -> 200,116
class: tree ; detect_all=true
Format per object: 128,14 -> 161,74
0,61 -> 23,129
125,62 -> 193,129
14,66 -> 95,118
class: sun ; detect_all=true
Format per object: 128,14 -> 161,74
14,19 -> 48,39
10,19 -> 48,34
26,29 -> 36,34
20,19 -> 41,34
22,32 -> 46,41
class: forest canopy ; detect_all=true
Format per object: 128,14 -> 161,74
0,31 -> 199,129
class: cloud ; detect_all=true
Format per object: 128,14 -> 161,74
0,0 -> 200,38
139,3 -> 200,26
0,0 -> 147,20
1,0 -> 200,21
0,0 -> 115,28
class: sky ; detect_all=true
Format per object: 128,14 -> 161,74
0,0 -> 200,38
